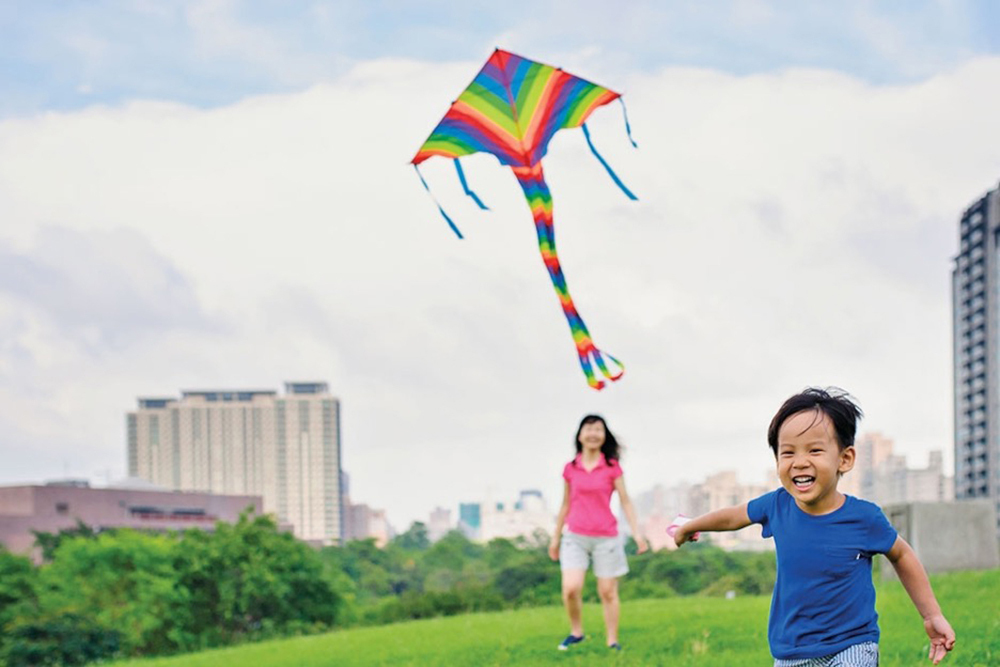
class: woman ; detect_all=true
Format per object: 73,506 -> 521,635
548,414 -> 648,651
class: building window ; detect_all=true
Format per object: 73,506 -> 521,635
56,502 -> 69,515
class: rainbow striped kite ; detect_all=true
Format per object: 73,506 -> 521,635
412,49 -> 638,390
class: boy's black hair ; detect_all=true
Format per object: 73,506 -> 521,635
573,414 -> 622,463
767,387 -> 863,455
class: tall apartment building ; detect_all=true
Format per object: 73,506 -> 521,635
127,382 -> 343,544
953,184 -> 1000,534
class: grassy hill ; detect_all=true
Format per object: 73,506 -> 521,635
111,568 -> 998,667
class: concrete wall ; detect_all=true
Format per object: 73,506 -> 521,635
882,500 -> 1000,579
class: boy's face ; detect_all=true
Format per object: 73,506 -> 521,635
775,409 -> 855,515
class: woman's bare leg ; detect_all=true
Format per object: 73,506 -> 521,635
597,576 -> 620,645
562,568 -> 586,636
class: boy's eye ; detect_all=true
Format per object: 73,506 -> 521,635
810,448 -> 823,454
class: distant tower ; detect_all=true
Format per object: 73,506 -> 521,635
127,381 -> 343,544
953,183 -> 1000,535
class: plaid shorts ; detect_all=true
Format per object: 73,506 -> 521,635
774,642 -> 879,667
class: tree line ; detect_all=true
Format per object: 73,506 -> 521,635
0,512 -> 776,666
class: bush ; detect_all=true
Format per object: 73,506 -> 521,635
1,613 -> 120,667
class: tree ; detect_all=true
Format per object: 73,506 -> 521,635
0,548 -> 37,659
33,529 -> 185,655
173,510 -> 341,647
392,522 -> 430,551
422,531 -> 482,572
32,520 -> 99,562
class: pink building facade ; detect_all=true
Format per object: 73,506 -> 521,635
0,481 -> 261,560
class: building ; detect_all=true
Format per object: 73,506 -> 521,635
952,183 -> 1000,535
478,490 -> 554,543
458,502 -> 481,539
344,502 -> 391,547
845,433 -> 953,507
127,381 -> 343,544
635,472 -> 772,552
0,480 -> 260,561
686,471 -> 771,551
427,507 -> 453,542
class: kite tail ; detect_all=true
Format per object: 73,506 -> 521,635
511,163 -> 624,390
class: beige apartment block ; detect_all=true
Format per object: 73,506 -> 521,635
127,382 -> 343,544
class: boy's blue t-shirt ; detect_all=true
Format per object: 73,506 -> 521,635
747,488 -> 898,660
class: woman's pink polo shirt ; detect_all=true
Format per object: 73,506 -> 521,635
562,454 -> 622,537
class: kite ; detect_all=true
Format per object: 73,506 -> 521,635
411,48 -> 638,390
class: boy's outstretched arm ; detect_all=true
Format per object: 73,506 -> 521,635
886,536 -> 956,664
674,504 -> 751,547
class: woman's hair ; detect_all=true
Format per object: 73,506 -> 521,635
767,387 -> 863,454
573,414 -> 622,463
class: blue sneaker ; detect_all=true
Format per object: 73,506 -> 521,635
558,634 -> 585,650
609,642 -> 622,651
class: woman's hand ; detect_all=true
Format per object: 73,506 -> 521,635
635,535 -> 650,554
548,536 -> 560,561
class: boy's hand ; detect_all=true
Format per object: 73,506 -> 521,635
923,614 -> 955,664
672,525 -> 699,548
667,514 -> 699,548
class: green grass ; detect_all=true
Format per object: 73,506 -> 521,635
111,568 -> 998,667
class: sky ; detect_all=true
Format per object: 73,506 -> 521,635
3,0 -> 1000,530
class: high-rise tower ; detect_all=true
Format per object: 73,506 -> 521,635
127,382 -> 342,544
953,184 -> 1000,534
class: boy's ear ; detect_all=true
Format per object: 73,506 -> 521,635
839,446 -> 856,474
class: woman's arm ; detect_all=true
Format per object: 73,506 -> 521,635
674,504 -> 752,547
548,480 -> 571,561
614,475 -> 648,553
886,536 -> 956,664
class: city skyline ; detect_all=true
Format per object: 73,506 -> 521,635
4,2 -> 1000,529
406,434 -> 955,549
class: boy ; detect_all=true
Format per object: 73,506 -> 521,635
674,387 -> 956,665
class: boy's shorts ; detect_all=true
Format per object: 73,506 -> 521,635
559,531 -> 628,578
774,642 -> 879,667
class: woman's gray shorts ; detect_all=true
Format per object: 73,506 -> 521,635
559,531 -> 629,578
774,642 -> 879,667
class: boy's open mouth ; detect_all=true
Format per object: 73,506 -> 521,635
792,475 -> 815,490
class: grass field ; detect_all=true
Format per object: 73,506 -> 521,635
111,568 -> 998,667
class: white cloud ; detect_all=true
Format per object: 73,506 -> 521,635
2,55 -> 999,528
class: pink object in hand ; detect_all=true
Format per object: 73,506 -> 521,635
666,514 -> 699,540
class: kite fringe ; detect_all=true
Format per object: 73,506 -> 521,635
619,98 -> 638,148
454,159 -> 490,210
581,123 -> 638,201
414,164 -> 464,239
